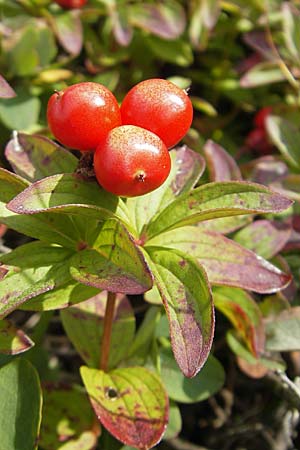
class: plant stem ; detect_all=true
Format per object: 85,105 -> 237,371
100,291 -> 117,372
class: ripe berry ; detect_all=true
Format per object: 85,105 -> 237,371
54,0 -> 87,9
254,107 -> 272,129
120,78 -> 193,149
94,125 -> 171,197
47,82 -> 121,152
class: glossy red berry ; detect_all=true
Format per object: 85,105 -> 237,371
120,78 -> 193,149
47,82 -> 121,152
94,125 -> 171,197
54,0 -> 87,9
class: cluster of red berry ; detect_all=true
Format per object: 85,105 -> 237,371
47,79 -> 193,197
54,0 -> 87,9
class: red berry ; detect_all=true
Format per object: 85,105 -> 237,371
254,107 -> 272,129
54,0 -> 87,8
120,78 -> 193,149
94,125 -> 171,197
245,128 -> 273,155
47,82 -> 121,152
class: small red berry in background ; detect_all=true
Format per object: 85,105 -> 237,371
94,125 -> 171,197
47,82 -> 121,152
120,78 -> 193,149
54,0 -> 87,9
253,106 -> 273,129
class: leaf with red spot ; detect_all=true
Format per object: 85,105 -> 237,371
80,366 -> 169,449
5,133 -> 78,182
213,286 -> 264,357
0,75 -> 16,98
147,226 -> 291,293
144,181 -> 293,240
145,246 -> 214,377
61,292 -> 135,369
127,146 -> 205,234
70,219 -> 153,295
0,319 -> 34,355
204,140 -> 242,181
234,219 -> 292,259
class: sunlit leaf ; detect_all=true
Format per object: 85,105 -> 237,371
0,319 -> 34,355
54,10 -> 83,55
266,115 -> 300,169
81,366 -> 168,449
204,140 -> 242,181
0,75 -> 16,98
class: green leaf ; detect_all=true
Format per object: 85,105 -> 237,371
213,286 -> 264,357
233,219 -> 291,259
127,146 -> 205,235
0,358 -> 42,450
265,307 -> 300,352
7,173 -> 131,228
61,293 -> 135,369
145,35 -> 193,67
282,3 -> 300,62
80,366 -> 168,449
159,346 -> 224,404
0,319 -> 34,355
70,219 -> 153,294
0,89 -> 40,131
39,384 -> 97,450
240,62 -> 285,88
21,282 -> 99,312
147,226 -> 291,293
144,181 -> 293,240
0,241 -> 73,318
145,247 -> 214,377
0,168 -> 86,248
266,115 -> 300,169
163,401 -> 182,440
5,133 -> 78,182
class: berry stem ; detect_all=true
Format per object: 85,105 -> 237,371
100,291 -> 117,372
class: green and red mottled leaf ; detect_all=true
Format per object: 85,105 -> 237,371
39,383 -> 98,450
70,219 -> 153,294
213,286 -> 264,357
61,292 -> 135,369
0,75 -> 16,98
144,181 -> 293,239
197,215 -> 252,234
5,133 -> 78,182
204,140 -> 242,181
7,173 -> 131,228
80,366 -> 169,449
147,226 -> 291,293
0,241 -> 74,318
0,319 -> 34,355
127,146 -> 205,234
145,246 -> 214,377
0,358 -> 42,450
234,220 -> 292,259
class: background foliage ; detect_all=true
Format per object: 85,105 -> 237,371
0,1 -> 300,449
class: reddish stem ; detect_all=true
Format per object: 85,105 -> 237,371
100,291 -> 117,372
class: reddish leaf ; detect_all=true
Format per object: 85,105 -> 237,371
0,319 -> 34,355
0,75 -> 16,98
213,286 -> 265,357
54,11 -> 83,55
243,31 -> 275,61
234,220 -> 292,259
145,247 -> 214,377
204,140 -> 242,181
80,366 -> 169,449
147,226 -> 292,293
